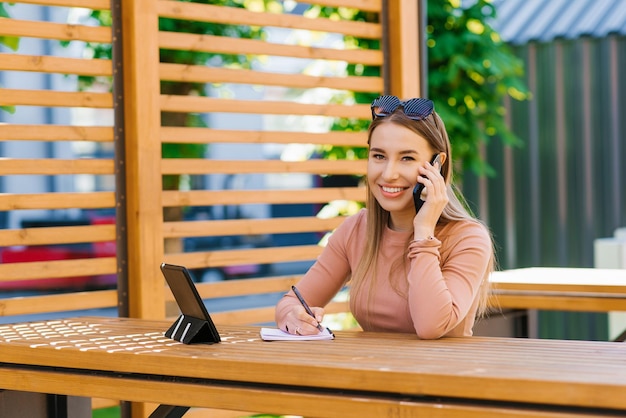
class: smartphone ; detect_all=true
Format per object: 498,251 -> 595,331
413,154 -> 443,213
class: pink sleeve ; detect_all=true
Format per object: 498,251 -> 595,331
406,222 -> 491,339
274,213 -> 360,330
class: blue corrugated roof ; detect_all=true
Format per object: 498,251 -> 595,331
490,0 -> 626,44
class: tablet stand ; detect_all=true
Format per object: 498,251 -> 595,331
165,314 -> 219,344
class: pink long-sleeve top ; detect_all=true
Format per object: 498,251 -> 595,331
275,209 -> 492,339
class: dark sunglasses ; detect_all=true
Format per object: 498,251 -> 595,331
370,95 -> 434,121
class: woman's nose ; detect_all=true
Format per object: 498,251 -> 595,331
382,162 -> 400,180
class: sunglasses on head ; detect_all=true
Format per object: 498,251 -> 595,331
370,95 -> 434,121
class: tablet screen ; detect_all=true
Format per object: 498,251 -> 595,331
161,263 -> 210,320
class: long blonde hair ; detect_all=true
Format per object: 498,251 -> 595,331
350,109 -> 494,319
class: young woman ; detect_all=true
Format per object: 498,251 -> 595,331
275,95 -> 494,339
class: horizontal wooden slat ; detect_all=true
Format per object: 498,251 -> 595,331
0,89 -> 113,108
157,1 -> 381,39
0,125 -> 113,142
160,127 -> 367,147
160,96 -> 370,118
194,275 -> 299,299
0,289 -> 117,316
164,245 -> 323,269
0,159 -> 114,175
92,398 -> 119,411
159,62 -> 382,92
0,19 -> 111,43
164,216 -> 345,239
490,268 -> 626,294
183,408 -> 260,418
0,224 -> 115,246
10,0 -> 110,9
211,306 -> 278,325
159,32 -> 382,66
489,293 -> 626,312
0,192 -> 115,210
0,54 -> 112,76
0,367 -> 519,418
288,0 -> 381,12
208,300 -> 350,326
0,257 -> 116,281
162,188 -> 365,207
161,159 -> 366,175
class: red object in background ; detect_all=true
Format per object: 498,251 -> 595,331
0,215 -> 117,292
0,246 -> 93,290
89,215 -> 117,288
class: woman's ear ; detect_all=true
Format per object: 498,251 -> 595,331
437,152 -> 447,167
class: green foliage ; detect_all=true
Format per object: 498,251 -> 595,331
0,2 -> 20,61
92,406 -> 120,418
0,30 -> 19,51
428,0 -> 528,175
315,0 -> 529,177
0,2 -> 18,114
0,104 -> 15,114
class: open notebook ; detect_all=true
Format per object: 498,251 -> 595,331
260,327 -> 334,341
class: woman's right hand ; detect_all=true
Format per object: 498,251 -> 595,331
284,304 -> 325,335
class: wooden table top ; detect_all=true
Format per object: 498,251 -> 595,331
489,267 -> 626,311
490,267 -> 626,293
1,316 -> 625,412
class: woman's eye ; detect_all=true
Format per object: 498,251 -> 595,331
371,153 -> 385,160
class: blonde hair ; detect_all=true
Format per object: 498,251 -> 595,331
350,109 -> 494,322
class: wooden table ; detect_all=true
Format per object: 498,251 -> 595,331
489,267 -> 626,312
488,267 -> 626,340
1,317 -> 626,418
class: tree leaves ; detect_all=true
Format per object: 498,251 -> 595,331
427,0 -> 529,176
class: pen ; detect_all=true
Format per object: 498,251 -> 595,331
291,285 -> 324,332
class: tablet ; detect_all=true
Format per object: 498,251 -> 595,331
160,263 -> 221,343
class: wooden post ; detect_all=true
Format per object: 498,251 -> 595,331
385,0 -> 425,98
119,0 -> 164,320
118,0 -> 163,416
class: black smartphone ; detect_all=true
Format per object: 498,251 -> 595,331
413,154 -> 443,213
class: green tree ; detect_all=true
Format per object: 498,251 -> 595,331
311,0 -> 528,178
428,0 -> 527,176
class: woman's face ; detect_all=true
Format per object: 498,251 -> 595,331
368,122 -> 436,217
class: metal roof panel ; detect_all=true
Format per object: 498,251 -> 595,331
570,0 -> 616,37
490,0 -> 626,44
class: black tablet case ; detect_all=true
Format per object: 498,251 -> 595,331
160,263 -> 221,344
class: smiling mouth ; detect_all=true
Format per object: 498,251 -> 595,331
381,186 -> 407,193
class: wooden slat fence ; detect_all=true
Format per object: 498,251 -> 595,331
1,0 -> 423,415
0,0 -> 118,316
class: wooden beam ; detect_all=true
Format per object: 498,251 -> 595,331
385,0 -> 423,98
162,188 -> 366,207
159,32 -> 383,65
120,0 -> 164,320
157,1 -> 381,39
